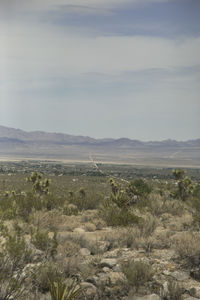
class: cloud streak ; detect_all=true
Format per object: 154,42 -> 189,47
0,0 -> 199,140
1,21 -> 200,80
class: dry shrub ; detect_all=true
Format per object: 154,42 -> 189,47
57,240 -> 80,257
81,210 -> 97,222
63,203 -> 78,216
169,213 -> 193,231
161,279 -> 183,300
163,200 -> 185,216
137,213 -> 158,237
58,232 -> 100,255
57,256 -> 81,278
153,229 -> 173,249
30,210 -> 65,231
148,193 -> 165,216
83,222 -> 96,232
104,225 -> 156,251
57,215 -> 83,232
172,232 -> 200,264
122,259 -> 153,292
92,218 -> 106,230
30,262 -> 60,293
148,193 -> 184,217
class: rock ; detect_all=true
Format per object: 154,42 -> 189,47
97,241 -> 110,252
189,287 -> 200,299
113,264 -> 121,272
32,248 -> 44,262
103,249 -> 119,258
100,258 -> 117,268
79,248 -> 91,256
86,275 -> 99,285
190,255 -> 200,267
125,294 -> 161,300
171,271 -> 189,281
96,272 -> 110,285
162,270 -> 171,276
80,282 -> 98,299
102,267 -> 110,273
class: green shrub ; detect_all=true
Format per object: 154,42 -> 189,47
69,189 -> 102,211
128,179 -> 152,197
99,200 -> 141,226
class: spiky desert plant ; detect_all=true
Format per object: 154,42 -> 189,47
49,276 -> 81,300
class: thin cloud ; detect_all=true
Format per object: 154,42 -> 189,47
0,0 -> 169,16
2,20 -> 200,79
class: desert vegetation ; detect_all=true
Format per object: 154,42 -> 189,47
0,161 -> 200,299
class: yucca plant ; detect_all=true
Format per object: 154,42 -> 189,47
49,276 -> 82,300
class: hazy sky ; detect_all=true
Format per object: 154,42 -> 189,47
0,0 -> 200,140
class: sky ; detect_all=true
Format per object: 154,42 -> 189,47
0,0 -> 200,141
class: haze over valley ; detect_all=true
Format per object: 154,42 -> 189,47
0,125 -> 199,168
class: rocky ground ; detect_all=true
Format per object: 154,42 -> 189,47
14,206 -> 200,300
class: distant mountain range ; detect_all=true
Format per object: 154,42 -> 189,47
0,125 -> 200,167
0,125 -> 200,147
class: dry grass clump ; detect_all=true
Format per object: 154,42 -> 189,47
57,215 -> 83,232
172,232 -> 200,263
137,213 -> 158,237
104,218 -> 157,251
30,210 -> 66,231
148,193 -> 166,216
57,256 -> 82,278
58,232 -> 102,255
63,203 -> 79,216
81,209 -> 97,222
57,240 -> 81,257
153,228 -> 173,249
168,213 -> 193,231
83,222 -> 96,232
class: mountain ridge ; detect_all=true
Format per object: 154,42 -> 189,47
0,125 -> 199,147
0,125 -> 200,168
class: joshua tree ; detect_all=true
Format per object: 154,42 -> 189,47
172,169 -> 194,201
